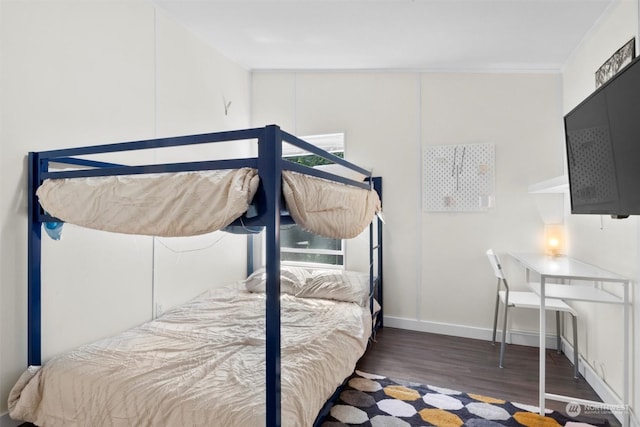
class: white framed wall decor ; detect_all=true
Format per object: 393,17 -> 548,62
423,143 -> 495,212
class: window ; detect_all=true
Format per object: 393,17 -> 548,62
281,134 -> 345,268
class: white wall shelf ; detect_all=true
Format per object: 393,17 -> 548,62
528,175 -> 568,194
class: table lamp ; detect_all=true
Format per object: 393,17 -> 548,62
544,224 -> 564,257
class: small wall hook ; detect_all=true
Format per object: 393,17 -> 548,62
223,96 -> 232,116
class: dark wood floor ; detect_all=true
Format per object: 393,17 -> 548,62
356,327 -> 620,426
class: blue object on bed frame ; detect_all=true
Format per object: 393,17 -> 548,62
27,124 -> 382,427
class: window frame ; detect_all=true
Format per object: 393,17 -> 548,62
280,133 -> 346,270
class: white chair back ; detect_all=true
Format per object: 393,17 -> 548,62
486,249 -> 506,280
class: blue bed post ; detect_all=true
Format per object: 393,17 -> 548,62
372,177 -> 383,328
27,152 -> 43,366
247,234 -> 255,276
259,125 -> 282,427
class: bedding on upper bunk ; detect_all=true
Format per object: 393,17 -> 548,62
8,271 -> 372,427
282,171 -> 381,239
35,166 -> 381,239
35,168 -> 260,237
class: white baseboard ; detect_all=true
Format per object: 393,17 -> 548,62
0,413 -> 22,427
384,316 -> 631,424
560,337 -> 631,425
384,316 -> 560,349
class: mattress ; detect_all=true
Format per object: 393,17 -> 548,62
8,277 -> 372,426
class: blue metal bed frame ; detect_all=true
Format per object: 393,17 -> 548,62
27,124 -> 382,427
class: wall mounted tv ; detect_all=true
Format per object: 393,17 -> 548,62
565,54 -> 640,218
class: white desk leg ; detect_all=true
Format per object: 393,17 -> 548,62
539,276 -> 546,415
623,280 -> 629,427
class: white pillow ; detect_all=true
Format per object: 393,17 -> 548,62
244,266 -> 311,294
301,269 -> 371,306
244,267 -> 371,306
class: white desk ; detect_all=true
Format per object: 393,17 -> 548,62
509,253 -> 630,426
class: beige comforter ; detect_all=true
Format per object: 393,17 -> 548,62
282,171 -> 381,239
36,167 -> 380,240
36,168 -> 260,237
8,284 -> 371,426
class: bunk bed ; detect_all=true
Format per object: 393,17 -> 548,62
11,125 -> 384,427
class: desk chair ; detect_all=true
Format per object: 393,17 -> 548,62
486,249 -> 579,378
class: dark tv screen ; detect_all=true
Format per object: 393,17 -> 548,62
565,55 -> 640,216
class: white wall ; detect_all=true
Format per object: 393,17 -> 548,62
562,0 -> 639,418
0,1 -> 250,419
252,72 -> 422,298
420,73 -> 565,335
1,3 -> 155,419
152,7 -> 251,313
252,70 -> 563,336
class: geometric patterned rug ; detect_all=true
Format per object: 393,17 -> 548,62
320,371 -> 610,426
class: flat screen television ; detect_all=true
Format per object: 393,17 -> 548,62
564,54 -> 640,217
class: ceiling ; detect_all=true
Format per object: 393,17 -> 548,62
154,0 -> 616,72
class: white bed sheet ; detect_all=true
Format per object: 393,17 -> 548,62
9,283 -> 371,426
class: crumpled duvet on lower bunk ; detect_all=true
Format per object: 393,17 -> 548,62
283,170 -> 381,239
8,283 -> 371,427
36,168 -> 260,237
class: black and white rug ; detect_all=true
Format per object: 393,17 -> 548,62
321,371 -> 610,426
